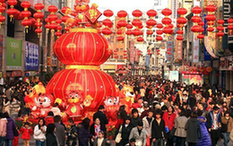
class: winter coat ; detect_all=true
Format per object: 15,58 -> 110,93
20,126 -> 33,140
130,117 -> 141,128
46,133 -> 58,146
93,138 -> 110,146
197,116 -> 211,146
93,111 -> 109,132
142,117 -> 154,137
221,116 -> 233,133
207,111 -> 220,130
0,118 -> 7,137
77,123 -> 93,146
10,100 -> 20,116
185,118 -> 200,144
45,116 -> 54,126
129,127 -> 147,146
6,118 -> 15,140
54,122 -> 65,146
151,119 -> 166,139
115,124 -> 132,145
174,116 -> 188,138
33,125 -> 46,141
3,101 -> 10,114
162,112 -> 176,131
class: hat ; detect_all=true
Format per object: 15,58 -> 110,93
137,121 -> 143,126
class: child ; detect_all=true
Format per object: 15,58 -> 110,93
66,118 -> 78,146
20,122 -> 33,146
126,138 -> 136,146
93,131 -> 110,146
13,127 -> 19,146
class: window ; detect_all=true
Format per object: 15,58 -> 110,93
116,48 -> 119,51
120,48 -> 123,51
120,55 -> 123,59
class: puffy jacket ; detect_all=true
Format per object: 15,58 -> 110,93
20,127 -> 33,140
0,118 -> 8,137
6,118 -> 15,140
162,112 -> 176,131
33,125 -> 46,141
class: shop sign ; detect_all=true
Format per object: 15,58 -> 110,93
25,41 -> 39,71
12,71 -> 22,77
6,37 -> 22,70
220,56 -> 233,70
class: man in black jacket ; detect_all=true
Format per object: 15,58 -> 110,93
66,118 -> 78,146
93,105 -> 109,132
54,115 -> 66,146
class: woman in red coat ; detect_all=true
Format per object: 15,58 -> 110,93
162,106 -> 176,146
20,122 -> 33,146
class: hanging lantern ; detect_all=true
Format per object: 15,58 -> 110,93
191,6 -> 202,35
55,19 -> 62,38
21,1 -> 32,33
7,0 -> 17,21
34,3 -> 44,37
156,36 -> 163,41
48,5 -> 58,36
177,8 -> 187,16
103,9 -> 114,18
117,10 -> 127,18
176,35 -> 183,41
137,36 -> 144,42
228,18 -> 233,34
132,9 -> 142,18
162,8 -> 173,38
102,28 -> 112,35
102,19 -> 113,28
217,19 -> 225,40
0,15 -> 5,28
156,23 -> 163,41
197,21 -> 204,40
205,5 -> 217,32
147,9 -> 157,18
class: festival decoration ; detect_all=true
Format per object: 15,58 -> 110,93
7,0 -> 17,22
21,1 -> 32,33
227,18 -> 233,34
217,19 -> 224,40
146,9 -> 157,39
205,5 -> 216,32
47,5 -> 58,36
0,0 -> 5,28
191,6 -> 202,35
162,8 -> 173,37
156,23 -> 163,41
116,10 -> 127,42
104,96 -> 120,121
176,8 -> 187,41
34,3 -> 44,37
197,21 -> 204,40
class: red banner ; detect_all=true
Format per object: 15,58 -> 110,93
85,5 -> 102,23
175,40 -> 183,61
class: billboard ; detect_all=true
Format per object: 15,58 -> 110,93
169,71 -> 179,82
6,37 -> 22,70
25,41 -> 39,71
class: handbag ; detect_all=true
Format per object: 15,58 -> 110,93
115,125 -> 122,143
12,122 -> 19,137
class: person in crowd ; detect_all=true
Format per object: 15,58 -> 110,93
115,105 -> 127,129
20,122 -> 33,146
45,111 -> 54,126
130,108 -> 141,128
2,98 -> 10,114
93,105 -> 109,132
162,106 -> 176,146
50,103 -> 61,117
126,138 -> 136,146
54,115 -> 65,146
90,118 -> 105,139
34,118 -> 46,146
129,121 -> 147,146
46,123 -> 58,146
196,110 -> 211,146
151,109 -> 166,146
185,111 -> 200,146
115,116 -> 132,146
142,109 -> 154,144
0,112 -> 7,146
9,97 -> 20,120
93,131 -> 110,146
207,106 -> 221,146
66,118 -> 78,146
77,118 -> 93,146
174,110 -> 188,146
5,112 -> 16,146
221,111 -> 233,146
228,128 -> 233,146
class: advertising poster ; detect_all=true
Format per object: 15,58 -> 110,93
25,41 -> 39,71
166,36 -> 174,62
192,36 -> 199,63
6,37 -> 22,70
175,40 -> 182,61
145,55 -> 150,67
182,72 -> 203,85
169,71 -> 179,82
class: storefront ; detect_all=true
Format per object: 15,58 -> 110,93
219,56 -> 233,91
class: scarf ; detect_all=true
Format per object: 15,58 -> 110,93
94,124 -> 101,137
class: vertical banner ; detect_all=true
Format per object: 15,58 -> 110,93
6,37 -> 22,70
175,40 -> 183,61
0,35 -> 3,71
135,48 -> 139,62
204,47 -> 211,60
145,55 -> 150,67
25,42 -> 39,71
129,40 -> 135,63
192,35 -> 199,63
166,36 -> 174,62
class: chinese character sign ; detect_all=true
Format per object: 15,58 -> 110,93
175,40 -> 182,61
25,42 -> 39,71
85,6 -> 102,23
192,35 -> 199,63
166,36 -> 174,62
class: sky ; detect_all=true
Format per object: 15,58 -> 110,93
90,0 -> 156,19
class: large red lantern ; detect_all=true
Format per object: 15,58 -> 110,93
117,10 -> 127,18
147,9 -> 157,18
7,0 -> 17,21
162,8 -> 172,16
177,8 -> 187,16
103,9 -> 113,18
132,9 -> 142,18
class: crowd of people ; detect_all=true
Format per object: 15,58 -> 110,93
0,75 -> 232,146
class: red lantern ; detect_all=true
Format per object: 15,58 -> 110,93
176,35 -> 183,41
217,32 -> 224,37
0,6 -> 6,14
191,25 -> 200,33
177,8 -> 187,16
35,28 -> 42,34
191,16 -> 201,23
132,9 -> 142,18
207,27 -> 214,32
177,17 -> 187,25
205,14 -> 216,21
162,17 -> 172,25
48,5 -> 58,13
217,19 -> 224,25
192,6 -> 202,14
55,31 -> 62,37
217,26 -> 224,31
132,29 -> 141,36
132,19 -> 142,27
21,1 -> 31,9
0,15 -> 5,27
33,12 -> 44,20
102,28 -> 112,35
156,36 -> 163,41
197,34 -> 204,39
206,5 -> 216,12
198,21 -> 204,26
177,30 -> 183,34
126,30 -> 132,35
117,10 -> 127,18
117,29 -> 122,35
162,27 -> 172,34
7,8 -> 17,21
137,36 -> 144,42
156,30 -> 163,35
146,19 -> 157,27
34,3 -> 44,10
156,23 -> 163,29
162,8 -> 172,16
102,19 -> 113,28
104,9 -> 113,17
146,30 -> 153,35
147,9 -> 157,18
117,20 -> 127,28
126,24 -> 133,29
